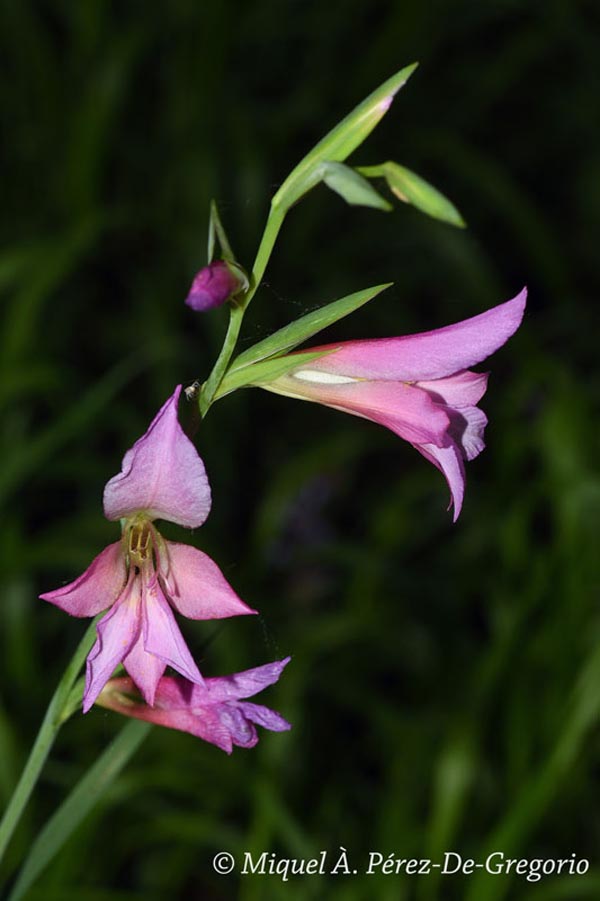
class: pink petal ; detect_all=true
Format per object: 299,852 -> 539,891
40,542 -> 126,617
98,677 -> 208,735
164,542 -> 257,620
446,405 -> 488,462
416,370 -> 489,406
237,701 -> 292,733
417,442 -> 466,522
83,577 -> 141,712
205,699 -> 291,751
216,705 -> 258,749
300,289 -> 526,382
203,657 -> 292,702
122,631 -> 166,706
167,703 -> 247,753
96,682 -> 249,752
103,385 -> 211,528
142,577 -> 205,685
267,378 -> 451,447
184,709 -> 236,751
419,373 -> 489,465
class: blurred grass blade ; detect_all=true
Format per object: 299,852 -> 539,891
228,283 -> 391,373
273,63 -> 417,209
8,721 -> 151,901
1,220 -> 102,369
359,162 -> 466,226
0,704 -> 17,808
216,350 -> 330,399
321,162 -> 392,210
0,347 -> 164,507
420,733 -> 476,901
465,641 -> 600,901
0,245 -> 45,294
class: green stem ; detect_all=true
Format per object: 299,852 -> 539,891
199,303 -> 244,416
244,202 -> 285,307
199,203 -> 285,415
0,619 -> 98,866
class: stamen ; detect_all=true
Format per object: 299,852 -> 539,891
128,520 -> 153,565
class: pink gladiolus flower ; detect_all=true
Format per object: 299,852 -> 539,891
185,260 -> 247,312
97,658 -> 292,753
40,385 -> 255,713
259,289 -> 527,520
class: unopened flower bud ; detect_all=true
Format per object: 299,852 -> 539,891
184,260 -> 248,312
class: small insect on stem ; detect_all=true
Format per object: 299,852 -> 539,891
184,380 -> 201,401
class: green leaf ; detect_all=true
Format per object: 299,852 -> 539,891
7,720 -> 151,901
228,283 -> 391,374
359,162 -> 465,227
320,162 -> 392,211
216,350 -> 332,399
273,63 -> 418,210
207,199 -> 236,263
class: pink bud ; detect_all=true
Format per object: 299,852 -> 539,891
184,260 -> 246,312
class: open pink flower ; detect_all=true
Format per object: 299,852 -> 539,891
259,290 -> 527,520
97,658 -> 292,753
40,385 -> 255,713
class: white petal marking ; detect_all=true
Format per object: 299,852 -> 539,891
293,369 -> 358,385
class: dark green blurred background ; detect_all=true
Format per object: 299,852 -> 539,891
1,1 -> 598,899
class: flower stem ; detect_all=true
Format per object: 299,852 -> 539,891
8,720 -> 151,901
199,202 -> 285,415
199,303 -> 245,416
0,618 -> 98,866
245,202 -> 285,308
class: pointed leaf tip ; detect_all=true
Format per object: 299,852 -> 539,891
273,63 -> 418,211
385,61 -> 419,101
358,161 -> 465,228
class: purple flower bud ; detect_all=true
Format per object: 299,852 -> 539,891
184,260 -> 247,312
